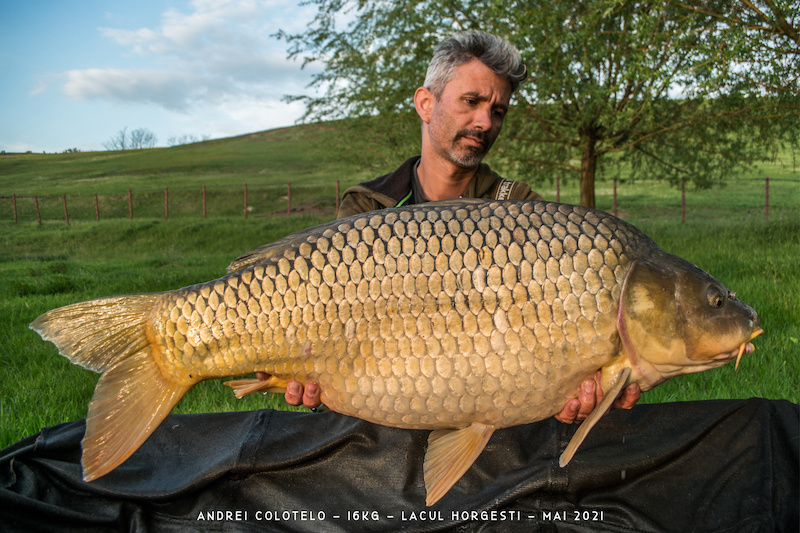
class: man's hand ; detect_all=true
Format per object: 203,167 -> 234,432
266,375 -> 321,409
554,372 -> 640,424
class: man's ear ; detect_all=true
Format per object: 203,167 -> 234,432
414,86 -> 434,124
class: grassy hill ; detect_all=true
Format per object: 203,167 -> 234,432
0,123 -> 388,221
0,123 -> 378,193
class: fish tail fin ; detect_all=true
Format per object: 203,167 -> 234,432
30,294 -> 192,481
82,346 -> 191,480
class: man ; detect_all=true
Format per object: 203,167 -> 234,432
277,30 -> 640,423
335,31 -> 539,217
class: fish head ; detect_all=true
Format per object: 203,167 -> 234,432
619,253 -> 762,389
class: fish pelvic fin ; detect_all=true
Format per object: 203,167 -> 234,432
30,293 -> 192,481
225,374 -> 289,399
424,422 -> 495,506
559,367 -> 632,468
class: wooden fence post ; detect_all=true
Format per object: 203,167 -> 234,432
681,180 -> 686,223
94,193 -> 100,221
12,193 -> 16,223
63,195 -> 70,225
35,196 -> 41,225
128,189 -> 133,219
244,183 -> 248,218
765,177 -> 769,220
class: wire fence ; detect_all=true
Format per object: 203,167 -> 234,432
0,181 -> 343,225
1,177 -> 796,225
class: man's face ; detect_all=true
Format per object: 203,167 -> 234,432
423,59 -> 512,169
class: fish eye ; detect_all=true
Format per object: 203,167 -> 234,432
706,286 -> 726,308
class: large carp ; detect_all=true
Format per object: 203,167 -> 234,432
31,199 -> 762,505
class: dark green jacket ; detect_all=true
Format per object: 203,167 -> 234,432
337,156 -> 543,219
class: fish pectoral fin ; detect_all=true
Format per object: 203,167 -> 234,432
423,422 -> 495,506
225,375 -> 288,399
559,367 -> 632,468
82,347 -> 192,482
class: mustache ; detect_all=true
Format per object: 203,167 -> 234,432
456,129 -> 489,147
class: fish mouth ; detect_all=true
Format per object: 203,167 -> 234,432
735,327 -> 764,370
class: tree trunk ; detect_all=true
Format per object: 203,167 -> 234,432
580,139 -> 598,208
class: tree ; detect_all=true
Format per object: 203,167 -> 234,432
103,127 -> 158,151
682,0 -> 799,95
129,128 -> 158,149
280,0 -> 799,207
167,134 -> 211,146
103,127 -> 129,151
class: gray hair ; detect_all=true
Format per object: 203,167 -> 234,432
423,30 -> 527,97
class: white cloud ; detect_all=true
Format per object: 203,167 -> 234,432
61,0 -> 318,114
29,82 -> 47,97
62,68 -> 203,111
214,95 -> 309,134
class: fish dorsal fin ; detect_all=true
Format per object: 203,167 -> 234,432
226,224 -> 335,273
423,422 -> 495,506
559,367 -> 632,467
227,199 -> 492,274
422,198 -> 487,208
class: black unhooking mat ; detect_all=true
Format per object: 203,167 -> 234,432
1,398 -> 797,532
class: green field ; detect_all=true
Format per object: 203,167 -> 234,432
1,123 -> 798,448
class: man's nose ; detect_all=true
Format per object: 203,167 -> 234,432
471,105 -> 492,131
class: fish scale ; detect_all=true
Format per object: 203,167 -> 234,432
151,200 -> 634,431
30,198 -> 761,506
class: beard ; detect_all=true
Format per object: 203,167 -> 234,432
446,128 -> 492,168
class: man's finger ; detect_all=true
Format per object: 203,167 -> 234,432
613,383 -> 640,410
554,398 -> 580,424
303,382 -> 322,409
285,380 -> 303,406
575,378 -> 598,422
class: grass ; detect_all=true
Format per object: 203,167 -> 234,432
0,217 -> 331,447
1,122 -> 798,448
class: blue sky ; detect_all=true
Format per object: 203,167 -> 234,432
1,0 -> 322,153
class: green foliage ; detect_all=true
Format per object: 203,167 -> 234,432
280,0 -> 799,206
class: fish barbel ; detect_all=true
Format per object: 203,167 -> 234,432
30,199 -> 762,505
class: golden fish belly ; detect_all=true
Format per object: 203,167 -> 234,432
151,201 -> 633,429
